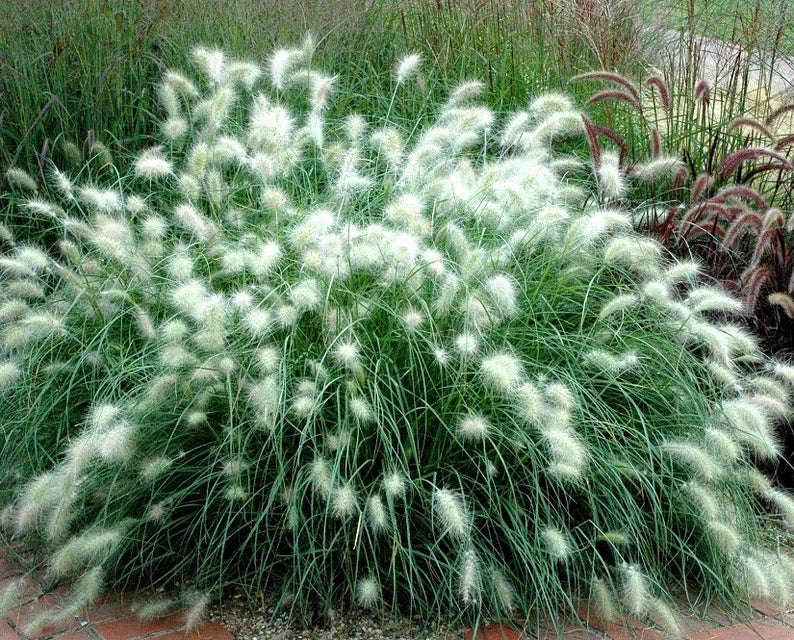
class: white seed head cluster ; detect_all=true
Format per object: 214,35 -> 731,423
433,488 -> 470,540
458,413 -> 491,440
356,576 -> 381,608
621,563 -> 651,617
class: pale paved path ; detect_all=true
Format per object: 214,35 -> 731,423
4,542 -> 794,639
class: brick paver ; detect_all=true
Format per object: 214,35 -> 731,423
0,620 -> 18,640
576,601 -> 664,639
150,621 -> 234,640
0,544 -> 233,640
4,542 -> 794,640
463,625 -> 524,640
689,619 -> 794,639
7,594 -> 83,637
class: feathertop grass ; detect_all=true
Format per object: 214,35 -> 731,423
1,37 -> 794,631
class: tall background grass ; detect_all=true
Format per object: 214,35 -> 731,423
3,0 -> 791,184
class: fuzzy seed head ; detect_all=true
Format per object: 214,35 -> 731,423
707,520 -> 742,554
485,274 -> 519,317
542,526 -> 572,560
454,332 -> 480,358
311,457 -> 332,499
349,396 -> 375,424
661,440 -> 720,481
333,341 -> 361,370
592,578 -> 619,622
433,488 -> 470,540
140,457 -> 173,482
183,593 -> 209,632
458,413 -> 491,440
134,147 -> 173,178
383,471 -> 406,499
367,494 -> 388,532
0,361 -> 21,392
98,421 -> 135,461
356,577 -> 380,608
651,598 -> 683,639
395,53 -> 422,85
621,563 -> 650,617
135,598 -> 174,621
331,483 -> 357,518
480,352 -> 523,394
254,347 -> 280,374
458,548 -> 481,605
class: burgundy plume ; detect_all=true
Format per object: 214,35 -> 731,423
765,102 -> 794,126
680,213 -> 727,241
741,265 -> 773,312
711,184 -> 767,210
726,117 -> 775,141
673,166 -> 689,192
571,71 -> 642,105
585,89 -> 642,112
582,118 -> 629,166
774,135 -> 794,151
676,202 -> 727,239
650,128 -> 662,157
716,147 -> 792,181
723,211 -> 763,250
645,75 -> 670,112
762,208 -> 785,231
741,162 -> 793,183
768,292 -> 794,319
749,227 -> 784,267
657,205 -> 682,243
691,172 -> 714,201
581,115 -> 602,167
694,80 -> 711,103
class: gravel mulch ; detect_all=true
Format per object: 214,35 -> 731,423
210,591 -> 463,640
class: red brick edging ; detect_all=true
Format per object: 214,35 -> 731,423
0,545 -> 232,640
5,541 -> 794,640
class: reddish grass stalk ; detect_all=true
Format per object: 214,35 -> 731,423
768,292 -> 794,319
726,117 -> 775,141
645,75 -> 670,112
694,79 -> 711,103
711,184 -> 767,209
723,211 -> 763,250
765,102 -> 794,126
676,201 -> 728,239
762,208 -> 785,231
774,135 -> 794,151
716,147 -> 792,181
691,172 -> 714,201
750,227 -> 784,267
742,162 -> 793,183
582,117 -> 629,165
585,89 -> 641,111
680,213 -> 727,241
581,114 -> 602,167
657,205 -> 683,243
570,71 -> 641,105
649,128 -> 662,157
742,264 -> 774,311
673,166 -> 689,192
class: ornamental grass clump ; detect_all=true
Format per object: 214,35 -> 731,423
3,38 -> 794,632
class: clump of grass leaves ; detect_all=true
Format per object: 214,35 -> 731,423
2,38 -> 794,635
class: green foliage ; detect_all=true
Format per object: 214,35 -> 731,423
2,42 -> 794,635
